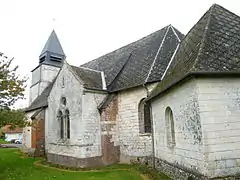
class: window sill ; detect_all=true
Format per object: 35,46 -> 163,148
139,133 -> 152,137
50,141 -> 93,147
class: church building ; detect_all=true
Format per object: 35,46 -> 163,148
23,4 -> 240,179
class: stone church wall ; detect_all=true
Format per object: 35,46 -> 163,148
22,111 -> 35,152
46,63 -> 106,167
151,78 -> 205,178
197,77 -> 240,178
117,86 -> 153,163
29,64 -> 60,104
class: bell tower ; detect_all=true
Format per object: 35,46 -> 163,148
29,30 -> 66,104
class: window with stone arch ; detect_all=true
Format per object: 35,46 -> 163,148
138,98 -> 151,134
57,97 -> 70,140
165,107 -> 176,147
65,109 -> 70,139
57,110 -> 64,139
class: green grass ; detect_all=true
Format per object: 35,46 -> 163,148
0,138 -> 10,144
0,148 -> 143,180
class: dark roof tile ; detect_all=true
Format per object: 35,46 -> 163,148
148,4 -> 240,100
25,82 -> 54,112
71,66 -> 104,90
82,25 -> 183,92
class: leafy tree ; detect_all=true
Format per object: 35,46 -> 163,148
0,53 -> 27,128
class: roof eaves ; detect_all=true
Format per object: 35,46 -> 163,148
147,71 -> 240,102
98,93 -> 115,110
25,105 -> 47,113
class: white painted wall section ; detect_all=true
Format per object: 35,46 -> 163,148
151,78 -> 205,174
46,63 -> 106,158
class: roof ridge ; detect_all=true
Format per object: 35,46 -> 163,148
145,25 -> 171,83
190,4 -> 216,71
213,4 -> 240,18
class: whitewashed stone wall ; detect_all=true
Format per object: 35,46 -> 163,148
41,65 -> 60,82
29,64 -> 60,104
29,85 -> 39,104
22,111 -> 35,151
46,63 -> 106,159
198,78 -> 240,177
31,66 -> 40,85
118,85 -> 155,162
151,78 -> 205,174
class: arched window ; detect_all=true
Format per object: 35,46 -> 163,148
61,97 -> 66,106
58,97 -> 71,140
165,107 -> 176,147
57,110 -> 64,139
138,99 -> 151,133
65,109 -> 70,139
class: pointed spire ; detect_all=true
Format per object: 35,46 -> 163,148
40,30 -> 65,56
39,30 -> 66,67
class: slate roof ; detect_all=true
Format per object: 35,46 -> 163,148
71,66 -> 104,90
81,25 -> 183,91
26,25 -> 183,112
25,82 -> 54,112
40,30 -> 65,57
148,4 -> 240,100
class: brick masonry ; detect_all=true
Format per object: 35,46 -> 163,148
31,109 -> 45,156
100,94 -> 120,165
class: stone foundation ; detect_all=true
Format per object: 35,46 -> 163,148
47,153 -> 104,168
136,156 -> 208,180
119,154 -> 141,164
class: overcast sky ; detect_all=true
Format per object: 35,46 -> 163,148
1,0 -> 239,108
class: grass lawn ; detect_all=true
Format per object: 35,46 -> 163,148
0,139 -> 10,144
0,148 -> 145,180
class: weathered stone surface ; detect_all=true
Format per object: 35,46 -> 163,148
47,153 -> 104,168
151,78 -> 205,175
30,64 -> 60,104
117,86 -> 154,161
151,77 -> 240,178
46,62 -> 106,161
198,78 -> 240,178
100,95 -> 120,164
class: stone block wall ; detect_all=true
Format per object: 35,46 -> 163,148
46,63 -> 106,163
117,86 -> 153,162
197,78 -> 240,178
30,64 -> 60,104
151,78 -> 205,175
150,77 -> 240,179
